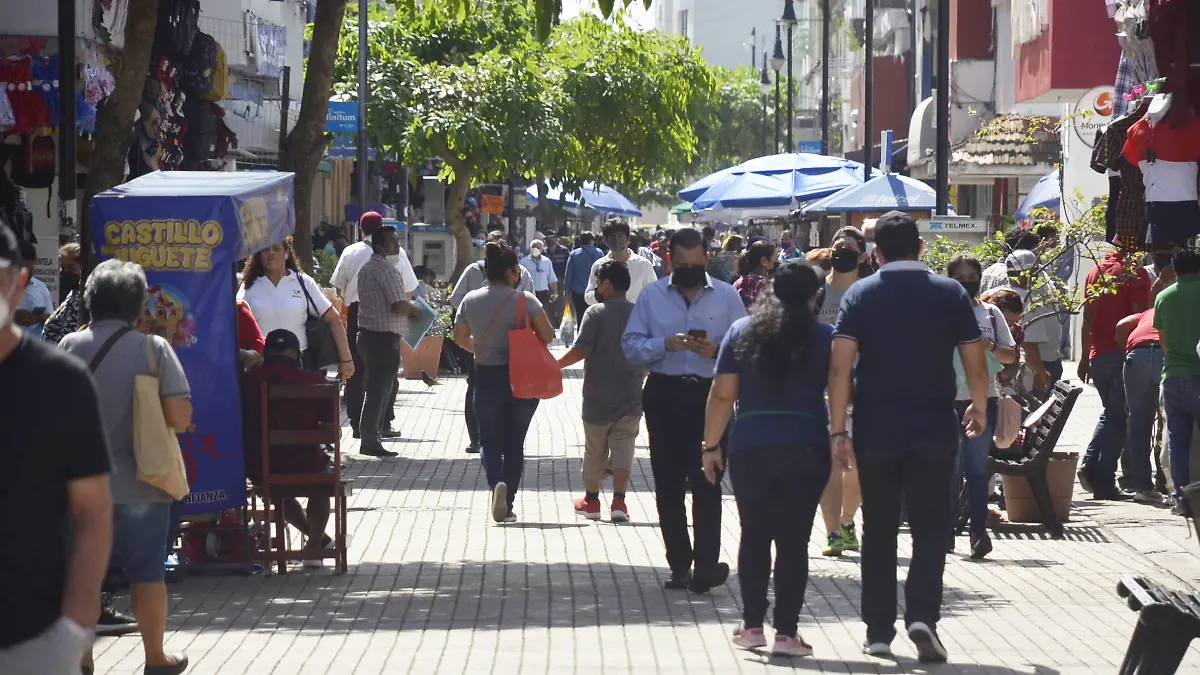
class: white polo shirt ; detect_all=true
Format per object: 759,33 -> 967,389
330,239 -> 418,304
236,270 -> 332,351
584,252 -> 659,305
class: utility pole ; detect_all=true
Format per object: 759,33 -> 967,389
782,0 -> 797,153
863,0 -> 874,181
58,0 -> 76,251
356,0 -> 369,220
821,0 -> 830,155
936,0 -> 950,213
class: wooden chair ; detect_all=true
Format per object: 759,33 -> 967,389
250,381 -> 349,574
955,381 -> 1082,540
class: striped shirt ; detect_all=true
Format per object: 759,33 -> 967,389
357,254 -> 408,335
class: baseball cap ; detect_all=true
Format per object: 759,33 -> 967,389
1006,250 -> 1037,273
264,328 -> 301,357
359,211 -> 384,236
0,222 -> 21,271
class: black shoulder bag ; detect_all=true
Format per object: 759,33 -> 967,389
297,273 -> 338,371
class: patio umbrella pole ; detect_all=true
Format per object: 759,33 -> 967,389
935,0 -> 950,214
821,0 -> 830,155
863,0 -> 874,182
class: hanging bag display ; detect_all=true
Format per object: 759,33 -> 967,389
507,292 -> 562,400
297,272 -> 338,370
986,308 -> 1023,449
133,338 -> 190,500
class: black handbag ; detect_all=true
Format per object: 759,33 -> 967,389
297,273 -> 338,370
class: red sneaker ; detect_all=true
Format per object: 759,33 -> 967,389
574,496 -> 601,520
610,498 -> 630,523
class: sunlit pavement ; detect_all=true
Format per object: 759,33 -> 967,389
95,360 -> 1200,674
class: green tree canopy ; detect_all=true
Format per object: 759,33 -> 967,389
334,0 -> 715,273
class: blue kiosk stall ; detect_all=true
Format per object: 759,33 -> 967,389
90,171 -> 296,532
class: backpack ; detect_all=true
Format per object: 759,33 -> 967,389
10,133 -> 55,189
152,0 -> 200,60
203,43 -> 229,102
181,32 -> 218,98
180,98 -> 216,168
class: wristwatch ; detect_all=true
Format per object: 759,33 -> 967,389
702,443 -> 721,454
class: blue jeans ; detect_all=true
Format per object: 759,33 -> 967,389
1163,375 -> 1200,496
474,365 -> 539,511
1124,348 -> 1164,492
113,502 -> 172,584
954,398 -> 998,534
1083,351 -> 1127,491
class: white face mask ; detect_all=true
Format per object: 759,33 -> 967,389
387,253 -> 401,266
531,248 -> 542,258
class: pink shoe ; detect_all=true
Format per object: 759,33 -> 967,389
772,634 -> 813,657
732,623 -> 767,650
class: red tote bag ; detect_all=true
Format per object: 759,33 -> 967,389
508,292 -> 563,400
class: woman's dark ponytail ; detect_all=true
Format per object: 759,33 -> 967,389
733,261 -> 822,388
484,242 -> 518,281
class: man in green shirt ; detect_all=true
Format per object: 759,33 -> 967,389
1153,247 -> 1200,501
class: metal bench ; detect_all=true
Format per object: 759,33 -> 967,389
955,381 -> 1082,539
1116,575 -> 1200,674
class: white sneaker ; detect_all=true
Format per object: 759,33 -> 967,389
1134,489 -> 1165,504
863,642 -> 892,657
907,622 -> 948,663
492,482 -> 508,523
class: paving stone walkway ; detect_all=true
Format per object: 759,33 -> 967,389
94,363 -> 1200,674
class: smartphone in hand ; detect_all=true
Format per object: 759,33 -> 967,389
687,329 -> 707,340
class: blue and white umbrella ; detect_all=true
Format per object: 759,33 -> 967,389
525,181 -> 642,217
1015,169 -> 1060,222
801,174 -> 941,215
690,162 -> 870,218
678,152 -> 871,203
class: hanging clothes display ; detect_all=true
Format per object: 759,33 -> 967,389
29,55 -> 58,128
1115,1 -> 1159,85
1148,0 -> 1200,123
0,88 -> 14,133
1121,112 -> 1200,246
1092,97 -> 1153,249
0,56 -> 51,135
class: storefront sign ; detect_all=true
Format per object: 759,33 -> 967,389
324,102 -> 358,133
480,194 -> 506,215
918,216 -> 988,233
1071,86 -> 1114,149
327,133 -> 376,159
797,140 -> 822,154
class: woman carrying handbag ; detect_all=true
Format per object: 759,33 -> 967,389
453,243 -> 556,524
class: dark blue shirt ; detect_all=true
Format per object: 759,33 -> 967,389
833,261 -> 981,456
564,246 -> 603,295
715,316 -> 834,454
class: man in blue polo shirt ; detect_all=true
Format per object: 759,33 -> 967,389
829,211 -> 990,663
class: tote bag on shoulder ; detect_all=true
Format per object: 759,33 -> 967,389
508,293 -> 563,400
133,338 -> 191,500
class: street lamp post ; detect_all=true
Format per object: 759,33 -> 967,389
760,54 -> 773,157
772,25 -> 785,154
936,0 -> 950,214
357,0 -> 369,220
782,0 -> 797,153
821,0 -> 830,155
863,0 -> 874,181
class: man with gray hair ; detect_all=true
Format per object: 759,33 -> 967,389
0,222 -> 113,675
60,259 -> 192,675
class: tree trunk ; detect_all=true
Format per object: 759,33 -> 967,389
445,166 -> 476,281
279,0 -> 350,272
80,0 -> 159,269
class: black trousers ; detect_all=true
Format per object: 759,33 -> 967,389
357,329 -> 401,446
344,303 -> 365,431
569,291 -> 588,323
462,349 -> 479,446
643,374 -> 723,577
729,444 -> 829,637
857,443 -> 956,645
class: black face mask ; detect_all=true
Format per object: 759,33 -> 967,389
672,266 -> 706,289
830,248 -> 859,274
60,271 -> 80,295
959,279 -> 981,298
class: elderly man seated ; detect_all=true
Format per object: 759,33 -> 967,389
242,329 -> 334,567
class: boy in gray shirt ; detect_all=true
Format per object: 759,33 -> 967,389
558,260 -> 644,522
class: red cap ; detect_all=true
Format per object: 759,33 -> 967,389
359,211 -> 384,235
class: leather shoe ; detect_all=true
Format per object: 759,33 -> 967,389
380,427 -> 403,438
465,444 -> 481,454
689,562 -> 730,594
1092,487 -> 1133,501
360,444 -> 399,458
143,653 -> 188,675
664,571 -> 691,590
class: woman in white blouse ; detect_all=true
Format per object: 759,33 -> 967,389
237,238 -> 354,380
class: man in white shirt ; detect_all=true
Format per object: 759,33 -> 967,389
585,218 -> 658,305
520,239 -> 558,309
329,212 -> 417,438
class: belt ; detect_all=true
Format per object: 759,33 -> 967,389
648,372 -> 712,386
1129,341 -> 1162,352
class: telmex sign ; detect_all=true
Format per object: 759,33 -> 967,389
918,217 -> 988,233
